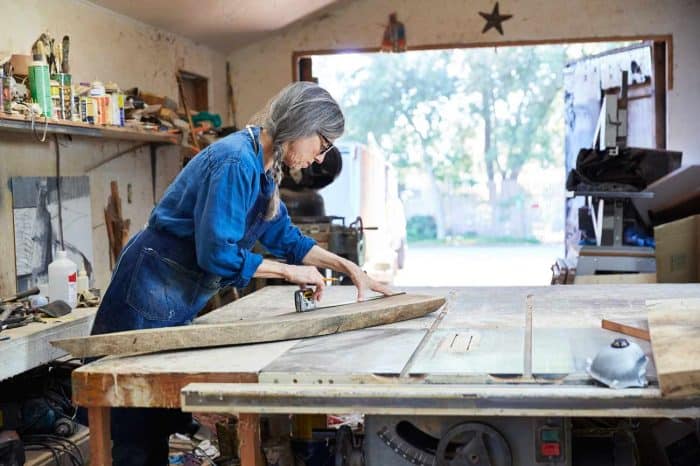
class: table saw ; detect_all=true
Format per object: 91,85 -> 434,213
72,284 -> 700,466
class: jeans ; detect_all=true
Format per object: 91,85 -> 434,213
90,226 -> 221,465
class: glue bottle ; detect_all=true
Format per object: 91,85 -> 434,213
48,250 -> 78,308
77,266 -> 89,294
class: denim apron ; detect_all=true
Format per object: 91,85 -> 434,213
88,126 -> 271,465
91,126 -> 269,335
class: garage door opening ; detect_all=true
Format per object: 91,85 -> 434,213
301,40 -> 665,286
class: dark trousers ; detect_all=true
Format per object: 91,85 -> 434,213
87,227 -> 219,465
111,408 -> 194,466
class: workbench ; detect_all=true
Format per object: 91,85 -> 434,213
70,285 -> 700,465
0,306 -> 96,382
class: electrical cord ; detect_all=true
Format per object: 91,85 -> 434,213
54,133 -> 65,249
12,76 -> 50,142
24,438 -> 83,466
25,434 -> 85,465
23,438 -> 83,466
24,444 -> 62,465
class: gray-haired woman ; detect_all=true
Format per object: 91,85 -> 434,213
89,81 -> 392,465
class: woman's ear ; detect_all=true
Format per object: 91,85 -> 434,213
280,141 -> 290,155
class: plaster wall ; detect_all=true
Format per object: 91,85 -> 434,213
228,0 -> 700,165
0,0 -> 226,294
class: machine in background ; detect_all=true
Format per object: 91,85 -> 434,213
279,144 -> 366,283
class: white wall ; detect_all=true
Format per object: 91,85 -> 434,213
0,0 -> 227,294
1,0 -> 227,117
227,0 -> 700,166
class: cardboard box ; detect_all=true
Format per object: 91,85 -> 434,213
10,54 -> 32,77
654,214 -> 700,282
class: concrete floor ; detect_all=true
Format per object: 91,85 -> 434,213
393,243 -> 563,287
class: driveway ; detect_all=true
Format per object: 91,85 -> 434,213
393,243 -> 563,287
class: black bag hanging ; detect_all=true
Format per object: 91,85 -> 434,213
566,147 -> 682,192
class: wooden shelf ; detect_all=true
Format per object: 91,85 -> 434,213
0,113 -> 179,144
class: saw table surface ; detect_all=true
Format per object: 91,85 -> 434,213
71,285 -> 700,466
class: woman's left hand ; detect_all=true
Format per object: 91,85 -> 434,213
346,263 -> 394,301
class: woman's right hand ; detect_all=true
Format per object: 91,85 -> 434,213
284,264 -> 326,301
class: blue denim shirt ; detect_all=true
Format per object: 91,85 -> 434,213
148,127 -> 315,288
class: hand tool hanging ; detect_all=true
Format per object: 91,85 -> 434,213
176,71 -> 201,152
226,61 -> 238,130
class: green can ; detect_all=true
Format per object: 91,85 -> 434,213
28,59 -> 52,117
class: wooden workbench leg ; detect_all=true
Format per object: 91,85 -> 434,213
238,413 -> 264,466
88,407 -> 112,466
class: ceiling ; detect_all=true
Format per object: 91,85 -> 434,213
89,0 -> 340,53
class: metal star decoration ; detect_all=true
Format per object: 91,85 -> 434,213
479,2 -> 513,35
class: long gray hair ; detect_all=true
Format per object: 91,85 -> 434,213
251,82 -> 344,220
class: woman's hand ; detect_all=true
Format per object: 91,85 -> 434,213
284,264 -> 327,301
299,245 -> 395,302
345,263 -> 394,301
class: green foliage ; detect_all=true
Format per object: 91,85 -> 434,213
406,215 -> 437,241
458,46 -> 566,181
326,46 -> 566,188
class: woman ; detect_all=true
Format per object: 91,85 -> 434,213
90,82 -> 392,464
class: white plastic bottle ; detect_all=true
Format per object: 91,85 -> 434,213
77,267 -> 89,294
48,250 -> 78,308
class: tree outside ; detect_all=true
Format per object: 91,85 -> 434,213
313,42 -> 633,253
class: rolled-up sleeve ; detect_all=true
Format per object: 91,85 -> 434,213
259,201 -> 316,264
194,160 -> 263,287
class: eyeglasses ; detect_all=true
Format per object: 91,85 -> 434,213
318,133 -> 335,158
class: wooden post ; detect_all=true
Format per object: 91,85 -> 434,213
237,413 -> 264,466
88,407 -> 112,466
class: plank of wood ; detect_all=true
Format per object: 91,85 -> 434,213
52,293 -> 445,358
602,318 -> 650,341
647,298 -> 700,397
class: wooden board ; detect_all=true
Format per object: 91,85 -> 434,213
52,293 -> 445,358
602,318 -> 650,341
647,298 -> 700,397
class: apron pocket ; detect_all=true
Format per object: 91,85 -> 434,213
126,247 -> 202,322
